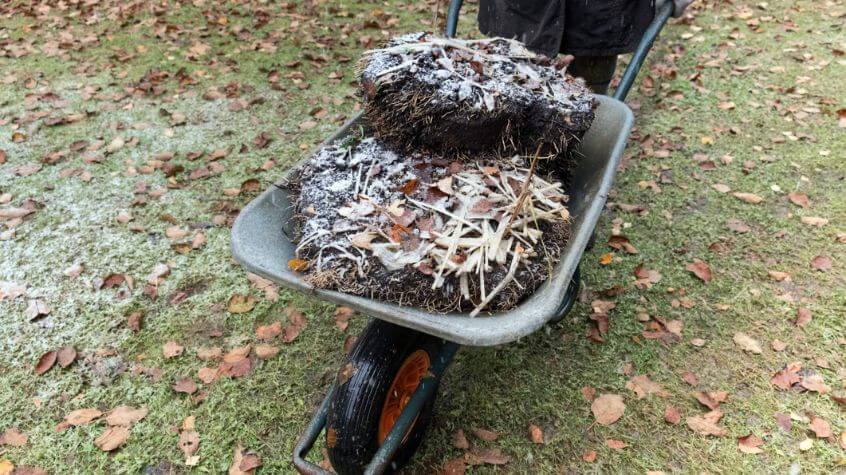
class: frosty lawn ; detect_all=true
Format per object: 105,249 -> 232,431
1,0 -> 845,473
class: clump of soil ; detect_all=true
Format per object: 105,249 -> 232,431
359,32 -> 596,157
291,135 -> 571,314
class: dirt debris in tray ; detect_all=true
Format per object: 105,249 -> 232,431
291,135 -> 571,315
359,32 -> 596,156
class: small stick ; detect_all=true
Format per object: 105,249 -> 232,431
506,143 -> 544,231
470,249 -> 522,317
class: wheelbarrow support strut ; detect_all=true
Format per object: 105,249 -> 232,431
292,1 -> 672,473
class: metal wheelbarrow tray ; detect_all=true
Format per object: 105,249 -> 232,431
230,94 -> 633,347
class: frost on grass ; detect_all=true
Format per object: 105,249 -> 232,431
359,32 -> 595,156
291,136 -> 571,315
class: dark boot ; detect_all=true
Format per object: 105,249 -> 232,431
568,55 -> 618,95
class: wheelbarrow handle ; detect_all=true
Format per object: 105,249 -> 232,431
443,0 -> 672,102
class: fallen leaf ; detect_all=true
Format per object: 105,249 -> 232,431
800,216 -> 828,227
810,255 -> 832,272
685,259 -> 712,282
196,346 -> 223,361
466,447 -> 510,465
798,438 -> 813,451
333,306 -> 354,331
255,321 -> 281,340
56,346 -> 76,367
810,416 -> 832,438
95,426 -> 130,451
0,460 -> 11,475
733,192 -> 763,204
737,433 -> 764,454
591,394 -> 625,425
179,430 -> 200,458
255,344 -> 279,360
0,428 -> 27,447
682,371 -> 700,386
605,439 -> 628,450
34,351 -> 57,375
695,391 -> 728,410
227,294 -> 256,313
173,377 -> 198,394
229,444 -> 261,474
163,341 -> 184,358
795,307 -> 812,327
528,424 -> 544,444
665,406 -> 681,425
626,375 -> 668,399
25,299 -> 50,320
105,406 -> 148,427
582,450 -> 597,462
62,408 -> 102,427
471,428 -> 498,442
733,332 -> 763,354
712,183 -> 731,193
770,362 -> 802,390
771,339 -> 787,351
767,270 -> 790,281
452,429 -> 469,450
287,258 -> 309,272
726,218 -> 751,233
686,410 -> 727,437
800,373 -> 831,393
787,192 -> 809,208
775,413 -> 792,432
581,386 -> 596,401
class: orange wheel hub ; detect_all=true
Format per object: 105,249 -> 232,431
377,350 -> 431,445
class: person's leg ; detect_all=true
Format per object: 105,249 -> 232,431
567,55 -> 618,95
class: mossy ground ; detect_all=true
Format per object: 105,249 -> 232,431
0,0 -> 844,473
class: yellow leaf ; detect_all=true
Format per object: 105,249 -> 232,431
227,294 -> 256,314
599,253 -> 613,265
288,258 -> 309,272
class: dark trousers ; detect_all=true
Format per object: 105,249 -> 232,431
568,55 -> 617,95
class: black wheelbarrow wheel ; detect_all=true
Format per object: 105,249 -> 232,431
326,319 -> 441,475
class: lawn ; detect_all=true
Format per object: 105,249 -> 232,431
1,0 -> 844,473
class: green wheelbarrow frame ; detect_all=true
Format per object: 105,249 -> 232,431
230,1 -> 673,473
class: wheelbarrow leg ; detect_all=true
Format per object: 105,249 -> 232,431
549,265 -> 581,324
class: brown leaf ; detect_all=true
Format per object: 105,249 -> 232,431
56,346 -> 76,368
685,259 -> 712,282
686,410 -> 727,437
196,346 -> 222,361
34,351 -> 57,375
774,413 -> 792,432
127,312 -> 143,332
173,377 -> 198,394
795,307 -> 812,327
591,394 -> 625,425
452,429 -> 469,450
695,391 -> 729,410
682,371 -> 700,386
466,447 -> 510,466
25,299 -> 50,321
105,406 -> 148,427
581,386 -> 596,402
471,428 -> 498,442
229,444 -> 260,475
726,218 -> 751,233
333,306 -> 354,331
800,216 -> 828,227
633,264 -> 662,288
227,294 -> 256,313
605,439 -> 628,450
179,430 -> 200,458
733,332 -> 762,354
800,373 -> 831,393
95,426 -> 130,451
582,450 -> 597,463
528,424 -> 544,444
198,367 -> 220,384
254,344 -> 279,360
399,179 -> 418,195
733,192 -> 763,204
255,321 -> 281,340
287,258 -> 309,272
770,362 -> 802,390
810,416 -> 832,438
282,305 -> 307,343
787,192 -> 809,208
162,341 -> 184,358
664,406 -> 681,425
810,255 -> 832,272
441,457 -> 467,474
62,408 -> 103,427
625,375 -> 668,399
737,433 -> 764,454
0,428 -> 27,447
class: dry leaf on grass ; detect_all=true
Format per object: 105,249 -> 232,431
605,439 -> 628,450
591,394 -> 625,425
810,417 -> 832,438
686,410 -> 727,437
95,426 -> 130,451
471,428 -> 498,442
626,375 -> 668,399
57,346 -> 76,367
254,344 -> 279,360
810,255 -> 832,272
61,408 -> 102,427
229,444 -> 261,474
34,351 -> 57,375
528,424 -> 544,444
733,332 -> 762,354
173,377 -> 198,394
255,321 -> 281,340
179,430 -> 200,459
695,391 -> 729,410
227,294 -> 256,313
0,428 -> 27,447
452,429 -> 469,450
787,192 -> 809,208
105,406 -> 148,427
664,406 -> 681,425
800,216 -> 828,227
737,433 -> 764,454
685,259 -> 712,282
162,341 -> 184,358
733,192 -> 763,204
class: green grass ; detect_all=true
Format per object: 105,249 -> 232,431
1,0 -> 844,473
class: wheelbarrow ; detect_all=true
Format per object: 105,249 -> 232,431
230,1 -> 674,473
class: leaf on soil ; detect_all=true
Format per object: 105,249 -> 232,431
591,394 -> 625,425
686,410 -> 727,437
229,444 -> 261,475
227,294 -> 256,313
733,332 -> 762,354
633,264 -> 662,289
685,259 -> 712,282
95,426 -> 130,451
795,307 -> 812,327
255,321 -> 281,340
466,447 -> 510,466
810,255 -> 832,272
0,428 -> 27,447
605,439 -> 628,450
770,362 -> 802,390
471,428 -> 498,442
800,373 -> 831,393
733,192 -> 763,204
34,351 -> 57,375
173,376 -> 198,394
625,375 -> 668,399
104,406 -> 148,427
163,341 -> 184,358
664,406 -> 681,425
737,433 -> 764,454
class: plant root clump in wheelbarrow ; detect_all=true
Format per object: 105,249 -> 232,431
359,32 -> 596,156
290,136 -> 571,315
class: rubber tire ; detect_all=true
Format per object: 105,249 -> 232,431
326,320 -> 441,475
549,265 -> 581,324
